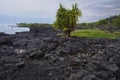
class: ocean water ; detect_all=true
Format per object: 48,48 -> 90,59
0,24 -> 30,34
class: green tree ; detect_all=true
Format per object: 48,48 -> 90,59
53,3 -> 82,38
112,15 -> 120,27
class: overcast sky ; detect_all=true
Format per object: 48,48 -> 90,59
0,0 -> 120,24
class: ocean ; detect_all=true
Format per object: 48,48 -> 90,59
0,24 -> 30,34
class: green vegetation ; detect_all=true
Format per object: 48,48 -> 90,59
16,8 -> 120,39
92,15 -> 120,27
85,15 -> 119,25
77,15 -> 120,31
17,23 -> 51,27
71,29 -> 119,39
53,3 -> 82,38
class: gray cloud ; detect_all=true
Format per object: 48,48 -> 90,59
0,0 -> 120,23
80,0 -> 120,22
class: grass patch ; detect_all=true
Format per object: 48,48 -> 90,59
114,31 -> 120,37
71,29 -> 119,39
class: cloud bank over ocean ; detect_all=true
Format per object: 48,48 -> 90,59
0,0 -> 120,24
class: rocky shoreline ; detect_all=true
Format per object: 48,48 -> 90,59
0,26 -> 120,80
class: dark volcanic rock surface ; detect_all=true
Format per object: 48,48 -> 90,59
0,26 -> 120,80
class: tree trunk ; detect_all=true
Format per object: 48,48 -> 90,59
64,30 -> 71,38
